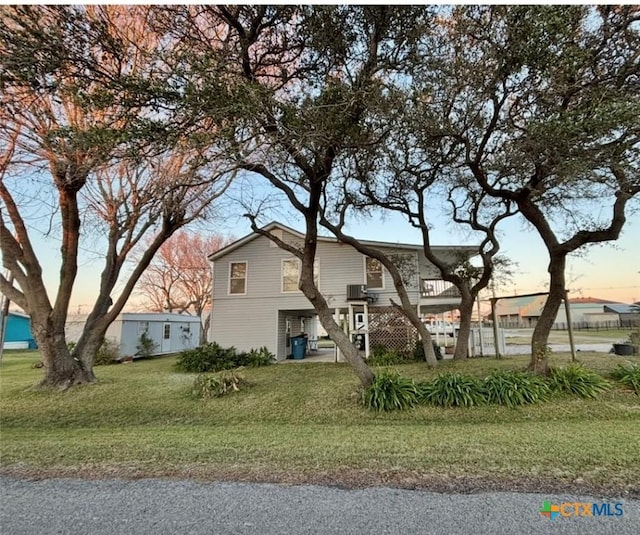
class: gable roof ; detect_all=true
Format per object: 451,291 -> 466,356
209,221 -> 477,261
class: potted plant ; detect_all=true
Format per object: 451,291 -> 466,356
612,330 -> 637,356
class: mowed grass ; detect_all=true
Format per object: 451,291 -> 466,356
1,350 -> 639,493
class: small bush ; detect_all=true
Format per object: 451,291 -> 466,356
413,340 -> 443,361
191,371 -> 249,400
363,370 -> 420,411
94,338 -> 120,366
610,363 -> 640,394
368,348 -> 407,366
244,346 -> 275,367
419,372 -> 485,407
483,370 -> 550,408
548,364 -> 610,399
175,342 -> 238,373
176,343 -> 274,373
136,331 -> 157,358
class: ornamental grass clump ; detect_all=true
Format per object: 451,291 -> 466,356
191,371 -> 250,400
362,370 -> 420,411
609,363 -> 640,394
548,364 -> 610,399
418,372 -> 485,408
482,369 -> 550,408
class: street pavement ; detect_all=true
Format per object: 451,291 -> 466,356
1,476 -> 638,534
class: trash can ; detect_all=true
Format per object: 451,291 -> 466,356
291,336 -> 307,360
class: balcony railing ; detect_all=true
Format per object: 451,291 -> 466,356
420,279 -> 461,299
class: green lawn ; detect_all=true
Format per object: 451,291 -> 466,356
1,350 -> 639,495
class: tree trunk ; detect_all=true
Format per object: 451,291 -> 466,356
529,254 -> 566,374
453,291 -> 474,360
33,319 -> 95,388
390,301 -> 438,366
74,331 -> 104,373
315,302 -> 376,388
415,316 -> 438,366
298,271 -> 375,388
201,315 -> 210,345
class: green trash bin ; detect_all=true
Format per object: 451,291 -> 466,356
292,336 -> 307,360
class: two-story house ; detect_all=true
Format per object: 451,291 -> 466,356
209,222 -> 476,361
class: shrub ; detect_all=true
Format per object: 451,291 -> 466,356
363,370 -> 420,411
548,364 -> 610,399
413,340 -> 443,361
368,348 -> 407,366
176,343 -> 275,373
483,370 -> 550,408
136,331 -> 157,358
191,371 -> 250,400
243,346 -> 275,367
419,372 -> 485,407
94,338 -> 120,366
610,363 -> 640,394
175,342 -> 237,373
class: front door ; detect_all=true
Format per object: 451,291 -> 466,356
161,323 -> 171,353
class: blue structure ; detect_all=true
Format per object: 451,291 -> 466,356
3,311 -> 37,349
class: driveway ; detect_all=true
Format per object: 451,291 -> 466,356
1,477 -> 638,534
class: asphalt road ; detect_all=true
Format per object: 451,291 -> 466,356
1,477 -> 638,535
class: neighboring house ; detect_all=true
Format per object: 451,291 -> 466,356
209,222 -> 476,361
2,311 -> 37,350
493,295 -> 548,327
603,303 -> 640,328
66,313 -> 201,358
494,296 -> 633,328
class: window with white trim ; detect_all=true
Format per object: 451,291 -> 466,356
365,257 -> 384,289
229,261 -> 247,295
282,258 -> 319,292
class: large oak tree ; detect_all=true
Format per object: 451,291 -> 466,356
407,5 -> 640,372
0,6 -> 231,387
163,5 -> 438,386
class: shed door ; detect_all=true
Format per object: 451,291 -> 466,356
161,323 -> 172,353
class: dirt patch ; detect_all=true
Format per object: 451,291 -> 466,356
2,465 -> 637,499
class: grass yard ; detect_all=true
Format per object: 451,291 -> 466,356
1,349 -> 639,496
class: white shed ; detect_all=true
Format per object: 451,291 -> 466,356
66,312 -> 201,358
106,313 -> 201,358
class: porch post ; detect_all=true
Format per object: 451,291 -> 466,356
364,301 -> 370,360
477,294 -> 484,357
491,297 -> 501,359
334,307 -> 343,362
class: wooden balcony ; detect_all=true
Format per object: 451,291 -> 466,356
420,279 -> 461,299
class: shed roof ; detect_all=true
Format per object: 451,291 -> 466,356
604,304 -> 638,314
568,297 -> 623,305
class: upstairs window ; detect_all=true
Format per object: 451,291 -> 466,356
365,257 -> 384,289
282,259 -> 300,292
282,258 -> 319,293
229,261 -> 247,295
